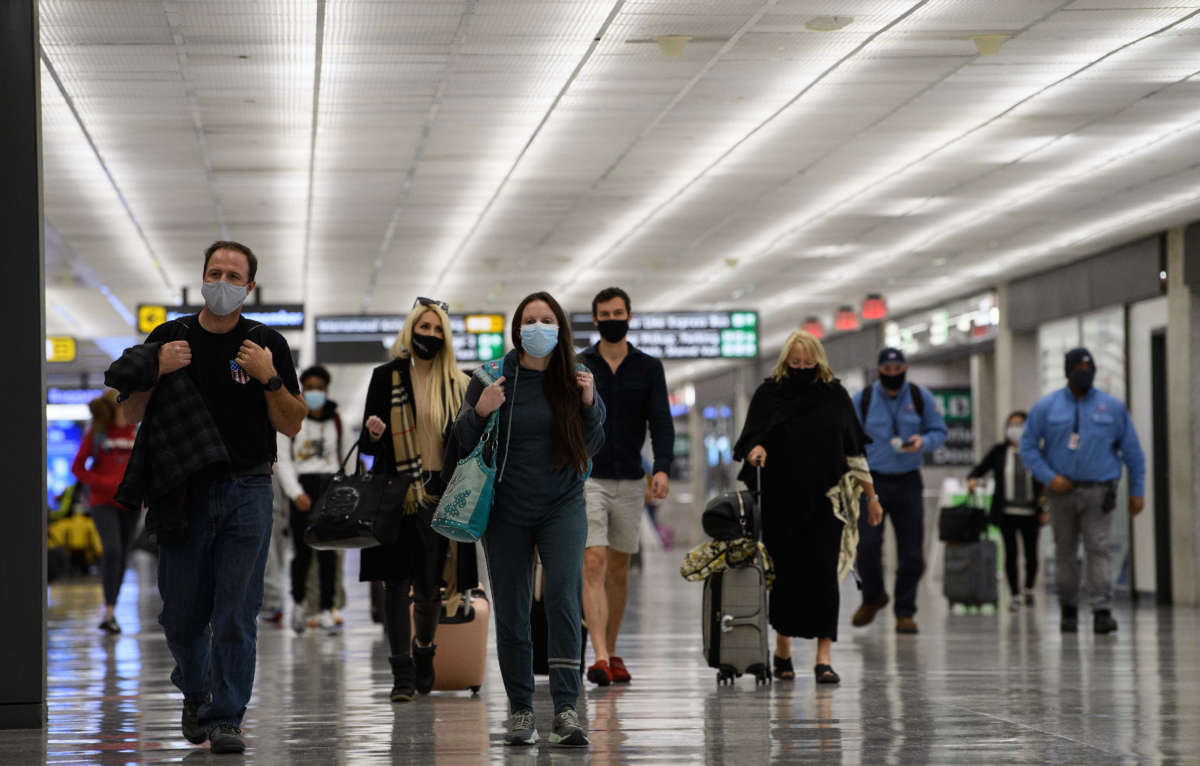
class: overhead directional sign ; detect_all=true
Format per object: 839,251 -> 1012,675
46,336 -> 77,363
138,303 -> 305,334
570,311 -> 759,360
315,314 -> 506,364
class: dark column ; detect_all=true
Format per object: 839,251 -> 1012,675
0,0 -> 47,730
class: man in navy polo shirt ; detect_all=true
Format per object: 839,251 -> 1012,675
1020,347 -> 1144,635
852,348 -> 947,634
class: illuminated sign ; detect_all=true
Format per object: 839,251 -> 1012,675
48,387 -> 105,405
570,311 -> 759,360
315,314 -> 506,364
46,336 -> 76,363
138,304 -> 306,333
883,291 -> 999,359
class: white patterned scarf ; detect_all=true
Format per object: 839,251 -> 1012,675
827,455 -> 872,583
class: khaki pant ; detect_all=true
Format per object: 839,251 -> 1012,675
1045,484 -> 1112,611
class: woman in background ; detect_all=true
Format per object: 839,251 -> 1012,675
72,389 -> 138,634
968,410 -> 1046,610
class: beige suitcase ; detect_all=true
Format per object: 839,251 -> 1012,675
411,586 -> 489,694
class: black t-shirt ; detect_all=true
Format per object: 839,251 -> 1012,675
147,315 -> 300,470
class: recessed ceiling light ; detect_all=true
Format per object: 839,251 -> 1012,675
805,16 -> 853,32
970,34 -> 1009,56
654,35 -> 692,57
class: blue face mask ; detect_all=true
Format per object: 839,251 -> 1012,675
520,322 -> 559,358
303,391 -> 327,411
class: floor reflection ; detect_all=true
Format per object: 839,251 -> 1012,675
3,549 -> 1199,763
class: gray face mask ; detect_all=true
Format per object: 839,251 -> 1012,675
201,280 -> 248,317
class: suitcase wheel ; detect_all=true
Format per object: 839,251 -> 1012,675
469,686 -> 480,695
748,663 -> 771,686
717,665 -> 737,685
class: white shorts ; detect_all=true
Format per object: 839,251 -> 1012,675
584,478 -> 647,554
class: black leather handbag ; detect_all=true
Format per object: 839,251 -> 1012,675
304,444 -> 411,550
702,464 -> 763,542
937,496 -> 988,542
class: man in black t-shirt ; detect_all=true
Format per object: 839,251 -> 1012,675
122,241 -> 305,755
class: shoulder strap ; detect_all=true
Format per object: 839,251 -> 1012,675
333,411 -> 344,457
859,385 -> 872,421
910,383 -> 925,417
92,428 -> 104,455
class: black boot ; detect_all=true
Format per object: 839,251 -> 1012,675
1061,605 -> 1079,633
389,656 -> 415,703
413,640 -> 437,695
1093,609 -> 1118,635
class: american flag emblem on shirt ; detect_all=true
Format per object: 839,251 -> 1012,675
230,359 -> 251,384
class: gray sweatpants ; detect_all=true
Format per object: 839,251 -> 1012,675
1045,484 -> 1112,611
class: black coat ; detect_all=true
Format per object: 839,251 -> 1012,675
968,442 -> 1045,522
357,358 -> 477,589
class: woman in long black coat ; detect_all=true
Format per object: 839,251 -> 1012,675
359,299 -> 477,702
733,330 -> 882,684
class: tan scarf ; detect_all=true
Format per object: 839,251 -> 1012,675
390,369 -> 427,515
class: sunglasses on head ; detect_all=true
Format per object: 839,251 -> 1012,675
413,296 -> 449,313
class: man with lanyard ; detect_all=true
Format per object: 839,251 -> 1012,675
578,287 -> 674,686
1020,348 -> 1145,635
121,241 -> 305,753
852,348 -> 948,635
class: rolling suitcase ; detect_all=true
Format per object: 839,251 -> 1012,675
411,586 -> 490,694
943,540 -> 999,607
702,561 -> 771,685
701,463 -> 770,686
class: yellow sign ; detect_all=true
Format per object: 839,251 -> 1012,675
464,314 -> 504,334
46,336 -> 76,363
138,304 -> 167,334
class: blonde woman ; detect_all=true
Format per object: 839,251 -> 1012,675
359,297 -> 475,702
732,331 -> 882,685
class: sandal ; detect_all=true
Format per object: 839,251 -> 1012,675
773,654 -> 795,681
814,664 -> 840,685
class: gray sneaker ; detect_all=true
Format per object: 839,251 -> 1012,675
504,709 -> 538,746
549,707 -> 589,747
209,725 -> 245,754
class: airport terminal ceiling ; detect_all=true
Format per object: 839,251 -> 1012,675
37,0 -> 1200,381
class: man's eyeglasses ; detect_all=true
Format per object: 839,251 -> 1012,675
413,296 -> 450,313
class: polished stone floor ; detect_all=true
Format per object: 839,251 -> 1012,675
5,547 -> 1200,764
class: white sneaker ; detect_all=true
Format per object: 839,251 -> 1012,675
317,609 -> 337,632
1008,599 -> 1021,613
291,607 -> 307,635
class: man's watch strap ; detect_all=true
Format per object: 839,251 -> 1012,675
265,375 -> 284,392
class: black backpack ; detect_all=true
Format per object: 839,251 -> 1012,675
859,382 -> 925,422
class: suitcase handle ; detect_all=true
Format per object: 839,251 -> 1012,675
720,614 -> 734,633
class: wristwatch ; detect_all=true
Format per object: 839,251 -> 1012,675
264,375 -> 283,392
865,494 -> 879,503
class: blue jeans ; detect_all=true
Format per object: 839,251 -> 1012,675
483,493 -> 587,714
856,471 -> 926,618
157,474 -> 274,730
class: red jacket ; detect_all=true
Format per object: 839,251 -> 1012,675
71,425 -> 137,509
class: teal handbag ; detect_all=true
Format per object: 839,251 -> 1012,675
431,364 -> 502,543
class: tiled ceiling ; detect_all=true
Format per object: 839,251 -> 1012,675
38,0 -> 1200,371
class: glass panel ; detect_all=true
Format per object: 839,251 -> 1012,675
1037,317 -> 1081,396
1082,305 -> 1127,402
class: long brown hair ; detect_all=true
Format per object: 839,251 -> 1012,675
88,390 -> 120,434
511,292 -> 589,473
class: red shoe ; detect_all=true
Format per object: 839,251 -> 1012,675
609,656 -> 631,684
586,660 -> 612,686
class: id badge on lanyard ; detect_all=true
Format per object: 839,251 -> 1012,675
1068,404 -> 1080,451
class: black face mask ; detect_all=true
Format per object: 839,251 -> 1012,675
785,367 -> 819,387
1069,368 -> 1095,394
597,319 -> 629,344
879,371 -> 906,391
410,333 -> 444,361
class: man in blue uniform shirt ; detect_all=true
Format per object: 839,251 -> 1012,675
852,348 -> 948,634
1020,347 -> 1144,635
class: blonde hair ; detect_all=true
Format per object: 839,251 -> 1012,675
773,330 -> 835,384
390,303 -> 468,427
